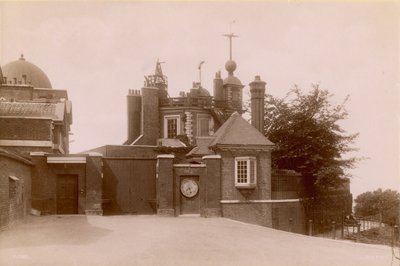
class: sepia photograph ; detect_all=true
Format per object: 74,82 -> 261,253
0,1 -> 399,265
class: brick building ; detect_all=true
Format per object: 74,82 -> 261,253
0,55 -> 73,229
0,36 -> 353,234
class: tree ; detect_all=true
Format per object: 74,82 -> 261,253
354,189 -> 400,225
264,85 -> 359,197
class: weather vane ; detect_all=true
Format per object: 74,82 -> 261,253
223,20 -> 238,60
198,61 -> 205,85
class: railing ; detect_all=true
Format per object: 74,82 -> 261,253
159,96 -> 242,110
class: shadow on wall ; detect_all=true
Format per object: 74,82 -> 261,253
0,215 -> 112,249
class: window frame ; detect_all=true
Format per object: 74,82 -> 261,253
197,114 -> 210,137
163,114 -> 181,139
234,157 -> 257,188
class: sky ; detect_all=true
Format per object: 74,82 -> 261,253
0,1 -> 398,199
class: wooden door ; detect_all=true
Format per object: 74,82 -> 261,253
56,175 -> 78,214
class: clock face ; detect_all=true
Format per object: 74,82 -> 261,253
180,179 -> 199,198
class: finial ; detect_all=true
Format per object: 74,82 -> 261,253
223,20 -> 238,60
19,54 -> 25,61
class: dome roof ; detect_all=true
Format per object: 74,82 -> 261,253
2,55 -> 52,89
198,87 -> 210,97
223,75 -> 243,87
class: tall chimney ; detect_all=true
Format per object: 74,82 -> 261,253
249,75 -> 266,134
127,89 -> 142,144
213,71 -> 223,106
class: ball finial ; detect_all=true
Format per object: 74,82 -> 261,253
225,60 -> 237,75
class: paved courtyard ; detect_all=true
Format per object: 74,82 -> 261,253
0,215 -> 393,266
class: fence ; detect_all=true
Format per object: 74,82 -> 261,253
310,215 -> 399,247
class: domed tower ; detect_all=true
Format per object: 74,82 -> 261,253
222,33 -> 244,113
1,54 -> 52,88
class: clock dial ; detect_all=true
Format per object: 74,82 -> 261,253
180,179 -> 199,198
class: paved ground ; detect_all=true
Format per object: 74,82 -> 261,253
0,215 -> 394,266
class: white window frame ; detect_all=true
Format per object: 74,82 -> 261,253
163,115 -> 181,138
234,157 -> 257,188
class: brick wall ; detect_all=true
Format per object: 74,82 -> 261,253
0,118 -> 51,140
135,87 -> 159,145
102,145 -> 157,158
272,202 -> 305,234
173,165 -> 206,216
202,156 -> 222,217
219,149 -> 273,227
271,169 -> 302,200
156,155 -> 174,216
222,203 -> 273,227
0,154 -> 32,231
85,155 -> 103,215
31,155 -> 86,214
220,150 -> 271,201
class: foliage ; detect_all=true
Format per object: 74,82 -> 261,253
354,188 -> 400,225
264,84 -> 359,197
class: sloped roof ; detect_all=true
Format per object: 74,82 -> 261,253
0,101 -> 65,121
186,137 -> 215,157
209,112 -> 274,148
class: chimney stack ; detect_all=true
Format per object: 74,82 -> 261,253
249,75 -> 266,134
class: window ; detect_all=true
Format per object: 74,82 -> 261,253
197,116 -> 210,136
164,115 -> 181,138
235,157 -> 257,188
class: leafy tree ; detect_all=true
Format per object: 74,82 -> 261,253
354,189 -> 400,225
264,85 -> 359,197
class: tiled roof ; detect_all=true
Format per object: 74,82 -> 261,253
0,101 -> 65,121
186,137 -> 215,157
209,112 -> 274,147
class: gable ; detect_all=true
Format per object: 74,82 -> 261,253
209,112 -> 274,147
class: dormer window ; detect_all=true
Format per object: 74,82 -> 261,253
164,115 -> 180,138
235,157 -> 257,188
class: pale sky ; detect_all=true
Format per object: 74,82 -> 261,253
0,2 -> 398,199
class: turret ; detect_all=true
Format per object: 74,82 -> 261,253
144,60 -> 168,99
249,75 -> 266,134
221,32 -> 244,113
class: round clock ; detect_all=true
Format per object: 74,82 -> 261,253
180,179 -> 199,198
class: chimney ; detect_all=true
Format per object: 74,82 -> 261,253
249,75 -> 266,134
127,89 -> 142,144
213,71 -> 223,106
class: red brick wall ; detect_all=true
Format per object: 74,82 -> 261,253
31,155 -> 86,214
219,149 -> 273,227
271,170 -> 302,200
85,156 -> 103,215
135,87 -> 159,145
202,157 -> 222,217
272,202 -> 305,234
0,118 -> 51,140
173,165 -> 206,216
156,156 -> 174,216
0,155 -> 32,231
220,150 -> 271,201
